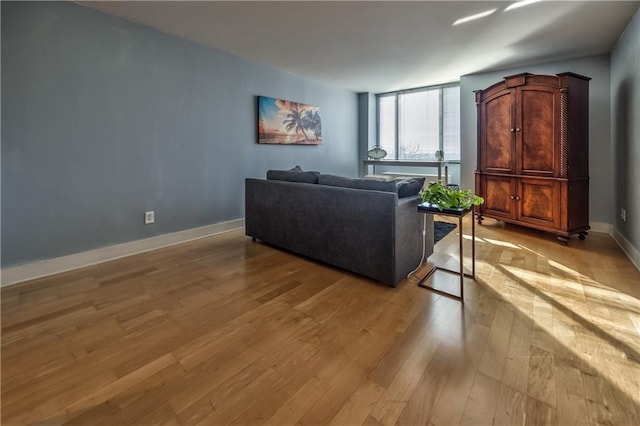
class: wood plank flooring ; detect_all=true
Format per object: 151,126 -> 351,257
2,218 -> 640,425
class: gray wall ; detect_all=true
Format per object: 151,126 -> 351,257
611,9 -> 640,250
1,2 -> 358,267
460,55 -> 613,223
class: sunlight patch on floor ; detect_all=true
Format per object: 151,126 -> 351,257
482,259 -> 640,407
481,237 -> 520,249
517,244 -> 546,257
547,259 -> 582,278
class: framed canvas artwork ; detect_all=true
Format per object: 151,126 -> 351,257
257,96 -> 322,145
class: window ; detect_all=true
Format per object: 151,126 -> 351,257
376,84 -> 460,160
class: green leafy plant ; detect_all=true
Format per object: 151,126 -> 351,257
421,181 -> 484,210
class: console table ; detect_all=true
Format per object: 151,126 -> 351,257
362,160 -> 449,185
415,203 -> 475,301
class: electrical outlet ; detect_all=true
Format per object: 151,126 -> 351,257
145,211 -> 155,224
621,208 -> 626,222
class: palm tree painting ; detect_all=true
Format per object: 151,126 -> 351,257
258,96 -> 322,144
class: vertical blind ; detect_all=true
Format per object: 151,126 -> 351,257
377,84 -> 460,160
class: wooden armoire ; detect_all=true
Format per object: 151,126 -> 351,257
474,72 -> 591,244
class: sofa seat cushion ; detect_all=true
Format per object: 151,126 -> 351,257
318,174 -> 397,193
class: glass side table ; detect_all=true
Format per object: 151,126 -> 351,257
416,203 -> 476,301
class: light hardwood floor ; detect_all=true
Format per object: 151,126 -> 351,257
2,218 -> 640,425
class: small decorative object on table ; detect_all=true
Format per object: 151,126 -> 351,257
367,146 -> 387,160
434,150 -> 445,161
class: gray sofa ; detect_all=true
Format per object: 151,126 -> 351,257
245,173 -> 433,287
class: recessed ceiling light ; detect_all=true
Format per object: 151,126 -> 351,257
505,0 -> 543,12
452,9 -> 498,26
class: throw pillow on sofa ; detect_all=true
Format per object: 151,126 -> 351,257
266,166 -> 320,184
396,177 -> 426,198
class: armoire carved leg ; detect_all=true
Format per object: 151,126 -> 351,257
578,231 -> 588,240
557,235 -> 569,245
476,213 -> 484,225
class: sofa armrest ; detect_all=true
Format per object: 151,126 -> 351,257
393,195 -> 433,285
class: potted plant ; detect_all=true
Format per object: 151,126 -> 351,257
421,181 -> 484,211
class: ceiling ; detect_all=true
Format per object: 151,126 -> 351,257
80,1 -> 639,93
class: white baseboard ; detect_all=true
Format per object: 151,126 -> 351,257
588,221 -> 610,234
3,218 -> 636,286
589,221 -> 639,272
1,219 -> 244,287
610,226 -> 640,272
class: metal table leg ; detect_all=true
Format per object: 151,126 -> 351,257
418,207 -> 475,302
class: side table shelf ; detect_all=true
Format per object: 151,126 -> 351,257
416,203 -> 476,301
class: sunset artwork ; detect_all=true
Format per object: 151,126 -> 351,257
258,96 -> 322,145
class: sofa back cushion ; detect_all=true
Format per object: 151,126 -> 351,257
267,168 -> 320,184
318,174 -> 397,193
318,174 -> 424,198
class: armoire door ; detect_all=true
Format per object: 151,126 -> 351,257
516,177 -> 560,228
516,86 -> 557,177
480,90 -> 515,174
478,175 -> 516,220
